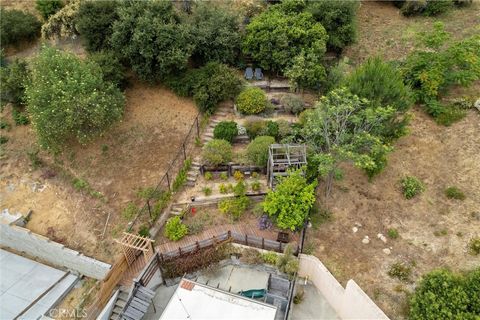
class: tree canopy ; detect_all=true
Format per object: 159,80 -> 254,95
25,47 -> 125,152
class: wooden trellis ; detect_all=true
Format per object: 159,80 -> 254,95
267,144 -> 307,189
115,232 -> 155,266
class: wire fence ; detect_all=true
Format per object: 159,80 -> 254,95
129,113 -> 203,231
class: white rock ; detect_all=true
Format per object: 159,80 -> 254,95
352,227 -> 358,233
355,222 -> 362,228
362,236 -> 370,244
377,233 -> 383,238
380,235 -> 387,243
382,248 -> 391,255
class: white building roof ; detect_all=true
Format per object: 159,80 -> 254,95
159,279 -> 277,320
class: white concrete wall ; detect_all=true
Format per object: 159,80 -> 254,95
298,254 -> 389,320
0,223 -> 111,280
97,289 -> 119,320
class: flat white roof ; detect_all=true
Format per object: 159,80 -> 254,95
159,279 -> 277,320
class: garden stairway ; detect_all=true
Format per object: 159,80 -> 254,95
109,287 -> 129,320
186,157 -> 201,187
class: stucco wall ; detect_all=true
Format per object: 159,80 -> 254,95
0,223 -> 111,279
298,254 -> 389,320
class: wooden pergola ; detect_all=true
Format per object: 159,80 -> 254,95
115,232 -> 155,266
267,144 -> 307,189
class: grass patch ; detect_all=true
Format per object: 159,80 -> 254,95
388,262 -> 413,282
387,228 -> 399,239
401,176 -> 425,199
444,186 -> 465,200
172,158 -> 192,192
469,237 -> 480,255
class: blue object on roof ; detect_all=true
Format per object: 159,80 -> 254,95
254,68 -> 263,80
238,289 -> 267,299
245,67 -> 254,80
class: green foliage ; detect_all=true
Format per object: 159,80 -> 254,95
172,158 -> 192,192
306,0 -> 359,52
423,0 -> 453,16
36,0 -> 63,20
27,148 -> 43,168
246,136 -> 275,166
220,172 -> 228,180
138,225 -> 150,237
0,8 -> 41,46
188,3 -> 241,65
213,121 -> 238,143
445,186 -> 465,200
399,0 -> 454,16
469,238 -> 480,255
388,262 -> 412,282
202,139 -> 233,166
76,0 -> 119,52
345,57 -> 413,140
284,49 -> 326,90
233,170 -> 244,181
263,169 -> 317,231
251,180 -> 261,192
122,202 -> 138,220
243,2 -> 327,73
166,62 -> 242,114
218,195 -> 250,220
387,228 -> 399,239
409,268 -> 480,319
401,176 -> 425,199
203,187 -> 212,196
245,119 -> 266,140
204,172 -> 213,181
0,120 -> 10,130
219,183 -> 229,194
110,1 -> 193,81
281,94 -> 305,115
0,136 -> 9,144
276,245 -> 299,276
164,216 -> 188,241
88,51 -> 126,89
260,252 -> 278,265
136,186 -> 163,201
41,0 -> 80,39
25,47 -> 125,152
12,109 -> 29,125
236,87 -> 267,115
0,59 -> 29,107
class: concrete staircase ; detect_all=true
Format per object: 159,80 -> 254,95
186,158 -> 201,187
110,287 -> 129,320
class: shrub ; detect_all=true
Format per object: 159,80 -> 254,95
25,47 -> 125,152
445,186 -> 465,200
263,169 -> 317,231
0,9 -> 41,46
88,51 -> 126,88
0,59 -> 29,108
36,0 -> 63,20
219,184 -> 229,194
245,119 -> 266,140
387,228 -> 399,239
220,172 -> 228,180
202,139 -> 233,166
243,3 -> 327,73
401,176 -> 425,199
388,262 -> 412,282
12,109 -> 29,125
138,225 -> 150,237
41,0 -> 81,39
409,268 -> 480,319
172,159 -> 192,192
276,245 -> 299,276
285,49 -> 327,90
276,119 -> 292,140
233,170 -> 244,181
236,87 -> 267,115
306,0 -> 359,52
240,248 -> 262,264
164,216 -> 188,241
204,172 -> 213,181
281,94 -> 305,115
423,0 -> 453,16
262,121 -> 279,140
0,120 -> 10,130
293,289 -> 305,304
400,0 -> 428,16
469,238 -> 480,255
435,104 -> 467,126
213,121 -> 238,143
76,0 -> 119,52
203,187 -> 212,196
0,136 -> 9,144
122,202 -> 138,220
246,136 -> 275,166
261,252 -> 278,265
251,180 -> 261,192
218,196 -> 250,220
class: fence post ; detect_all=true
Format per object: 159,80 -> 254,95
279,242 -> 282,252
196,115 -> 200,137
262,238 -> 265,249
227,230 -> 231,239
178,247 -> 182,256
147,200 -> 152,219
196,241 -> 200,250
245,234 -> 248,246
166,172 -> 171,191
182,143 -> 187,160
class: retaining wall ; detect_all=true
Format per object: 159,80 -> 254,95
298,254 -> 389,320
0,223 -> 111,279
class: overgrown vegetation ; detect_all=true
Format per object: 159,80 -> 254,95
164,216 -> 188,241
388,261 -> 413,282
36,0 -> 63,20
202,139 -> 233,166
246,136 -> 275,166
0,8 -> 41,47
218,182 -> 250,220
0,59 -> 29,108
276,244 -> 299,276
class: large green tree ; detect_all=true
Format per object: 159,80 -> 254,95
263,169 -> 317,231
243,2 -> 327,73
301,88 -> 393,195
110,0 -> 194,81
25,47 -> 125,152
0,59 -> 29,107
188,4 -> 241,66
76,0 -> 120,52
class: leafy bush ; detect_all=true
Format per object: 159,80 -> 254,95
138,225 -> 150,237
0,9 -> 41,46
219,184 -> 229,194
251,180 -> 261,192
445,186 -> 465,200
0,120 -> 10,130
172,159 -> 192,192
388,262 -> 412,282
204,172 -> 213,181
164,216 -> 188,241
12,109 -> 29,125
25,47 -> 125,152
245,119 -> 266,140
246,136 -> 275,166
284,49 -> 326,90
36,0 -> 63,20
400,0 -> 428,16
262,121 -> 279,140
233,170 -> 244,181
218,196 -> 250,220
213,121 -> 238,143
0,136 -> 9,144
423,0 -> 453,16
281,94 -> 305,115
88,51 -> 126,88
188,3 -> 241,66
41,0 -> 81,39
345,57 -> 413,140
236,87 -> 267,115
469,238 -> 480,255
263,170 -> 317,231
276,119 -> 292,140
243,3 -> 327,73
167,62 -> 242,114
203,187 -> 212,196
401,176 -> 425,199
202,139 -> 233,166
220,172 -> 228,180
76,0 -> 119,52
434,104 -> 467,126
409,268 -> 480,319
110,1 -> 193,81
276,245 -> 299,276
0,59 -> 29,107
261,252 -> 278,265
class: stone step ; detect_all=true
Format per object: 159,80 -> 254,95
192,161 -> 201,166
118,291 -> 128,301
187,177 -> 196,182
112,306 -> 123,315
204,132 -> 213,138
116,300 -> 126,308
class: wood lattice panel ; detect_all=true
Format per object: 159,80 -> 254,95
115,232 -> 155,266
